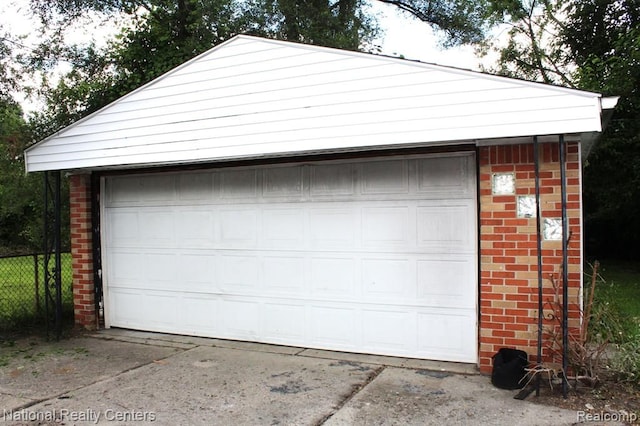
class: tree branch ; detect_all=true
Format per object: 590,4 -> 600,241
376,0 -> 434,24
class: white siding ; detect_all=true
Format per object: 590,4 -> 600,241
25,35 -> 604,172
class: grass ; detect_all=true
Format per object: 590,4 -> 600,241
593,260 -> 640,342
0,253 -> 74,330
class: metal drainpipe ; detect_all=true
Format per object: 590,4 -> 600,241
534,136 -> 543,397
43,171 -> 50,338
559,134 -> 569,398
91,173 -> 104,329
54,170 -> 62,341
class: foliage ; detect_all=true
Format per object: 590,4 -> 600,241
0,24 -> 24,97
480,0 -> 572,85
21,0 -> 381,133
610,340 -> 640,386
569,2 -> 640,259
0,96 -> 44,253
376,0 -> 499,47
480,0 -> 640,259
533,260 -> 640,389
540,262 -> 611,388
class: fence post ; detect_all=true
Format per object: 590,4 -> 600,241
34,253 -> 40,316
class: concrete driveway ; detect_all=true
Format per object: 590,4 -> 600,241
1,329 -> 578,425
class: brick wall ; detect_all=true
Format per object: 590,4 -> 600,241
69,173 -> 96,329
478,142 -> 582,373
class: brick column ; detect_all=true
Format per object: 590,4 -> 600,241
478,142 -> 582,373
69,173 -> 96,329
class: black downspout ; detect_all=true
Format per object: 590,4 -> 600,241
43,171 -> 63,340
53,170 -> 62,341
534,136 -> 543,397
91,173 -> 103,329
43,172 -> 50,338
559,135 -> 569,398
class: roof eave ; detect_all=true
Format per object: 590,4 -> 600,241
581,96 -> 620,159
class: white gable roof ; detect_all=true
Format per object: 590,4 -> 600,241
25,35 -> 614,172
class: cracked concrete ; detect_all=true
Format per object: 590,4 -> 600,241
1,329 -> 579,425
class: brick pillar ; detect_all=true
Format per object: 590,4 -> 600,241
69,173 -> 96,329
478,142 -> 582,373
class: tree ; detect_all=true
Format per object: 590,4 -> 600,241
563,1 -> 640,259
483,0 -> 640,259
379,0 -> 498,46
478,0 -> 572,85
0,95 -> 44,254
24,0 -> 380,132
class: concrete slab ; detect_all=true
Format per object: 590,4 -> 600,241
298,349 -> 477,375
1,331 -> 592,425
95,329 -> 304,355
7,345 -> 380,425
0,337 -> 181,412
324,367 -> 577,426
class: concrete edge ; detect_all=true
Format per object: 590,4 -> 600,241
92,329 -> 479,375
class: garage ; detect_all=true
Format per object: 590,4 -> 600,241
102,153 -> 477,362
24,34 -> 616,371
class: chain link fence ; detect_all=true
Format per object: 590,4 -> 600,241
0,253 -> 73,332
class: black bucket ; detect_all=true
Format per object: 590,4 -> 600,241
491,348 -> 528,389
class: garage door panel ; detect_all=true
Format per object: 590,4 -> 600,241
417,311 -> 476,362
362,309 -> 414,352
263,303 -> 306,341
177,172 -> 214,201
219,299 -> 261,338
183,295 -> 219,333
109,289 -> 143,326
362,259 -> 411,299
362,206 -> 411,246
417,203 -> 474,251
138,174 -> 176,203
104,153 -> 478,363
139,210 -> 175,246
179,253 -> 216,289
263,256 -> 305,294
108,211 -> 139,247
220,209 -> 258,244
310,163 -> 355,196
218,254 -> 260,290
109,251 -> 145,285
309,208 -> 356,247
361,160 -> 409,195
109,289 -> 179,330
220,169 -> 258,199
416,155 -> 473,196
310,257 -> 356,296
263,166 -> 303,197
175,209 -> 215,246
417,257 -> 476,309
144,253 -> 179,289
310,305 -> 357,347
262,208 -> 305,246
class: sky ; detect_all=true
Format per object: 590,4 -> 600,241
1,0 -> 492,113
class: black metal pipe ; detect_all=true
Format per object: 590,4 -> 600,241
43,172 -> 50,337
534,136 -> 543,397
54,170 -> 62,340
559,134 -> 569,398
91,173 -> 104,329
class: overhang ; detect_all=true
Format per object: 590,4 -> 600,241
24,35 -> 617,173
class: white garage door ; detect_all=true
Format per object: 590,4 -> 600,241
102,153 -> 478,362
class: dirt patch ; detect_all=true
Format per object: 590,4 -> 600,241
531,381 -> 640,422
